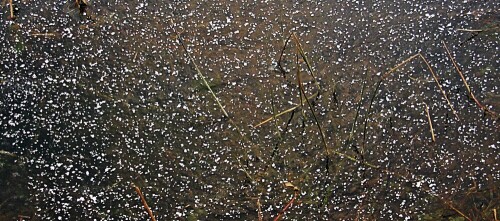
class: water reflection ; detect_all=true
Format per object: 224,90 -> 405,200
0,0 -> 499,220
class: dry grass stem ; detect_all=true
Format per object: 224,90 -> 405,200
273,189 -> 298,221
442,41 -> 498,118
456,29 -> 484,32
418,53 -> 460,121
132,183 -> 157,221
295,46 -> 330,164
256,195 -> 263,221
173,29 -> 229,118
347,80 -> 366,157
446,201 -> 472,221
0,150 -> 16,157
30,33 -> 59,37
253,92 -> 318,128
277,34 -> 292,75
256,32 -> 323,129
381,53 -> 460,121
169,19 -> 245,137
8,0 -> 14,20
291,33 -> 321,91
424,103 -> 436,142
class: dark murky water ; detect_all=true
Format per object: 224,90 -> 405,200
1,0 -> 499,220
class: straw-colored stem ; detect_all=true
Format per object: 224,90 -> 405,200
257,194 -> 263,221
364,54 -> 420,149
380,53 -> 460,121
30,33 -> 58,37
296,52 -> 306,117
253,92 -> 318,128
424,103 -> 436,142
132,184 -> 156,221
270,108 -> 295,160
442,41 -> 498,118
417,53 -> 460,121
176,34 -> 228,118
0,150 -> 16,157
456,29 -> 484,32
9,0 -> 14,20
380,54 -> 420,80
445,201 -> 472,221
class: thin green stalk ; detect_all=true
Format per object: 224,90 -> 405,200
170,19 -> 244,137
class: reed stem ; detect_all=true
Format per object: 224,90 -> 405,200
132,184 -> 156,221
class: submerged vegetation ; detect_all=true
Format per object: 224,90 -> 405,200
0,0 -> 499,220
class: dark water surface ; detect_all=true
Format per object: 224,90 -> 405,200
1,0 -> 499,220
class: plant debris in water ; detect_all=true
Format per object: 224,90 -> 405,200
0,0 -> 499,220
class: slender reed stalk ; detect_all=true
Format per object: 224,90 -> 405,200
295,45 -> 330,168
277,34 -> 292,75
363,54 -> 420,149
417,53 -> 460,121
257,194 -> 263,221
169,19 -> 245,137
291,33 -> 321,91
445,201 -> 472,221
170,21 -> 229,119
0,150 -> 16,157
424,102 -> 436,142
253,92 -> 318,128
442,41 -> 498,118
270,108 -> 295,159
456,29 -> 484,32
379,53 -> 460,121
132,183 -> 156,221
273,186 -> 299,221
30,33 -> 59,37
8,0 -> 14,20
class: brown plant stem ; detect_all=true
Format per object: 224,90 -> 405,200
253,92 -> 318,128
257,194 -> 263,221
380,53 -> 460,121
9,0 -> 14,20
424,102 -> 436,142
132,183 -> 156,221
273,190 -> 298,221
442,41 -> 498,118
444,201 -> 472,221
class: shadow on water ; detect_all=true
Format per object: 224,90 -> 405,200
0,0 -> 499,220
